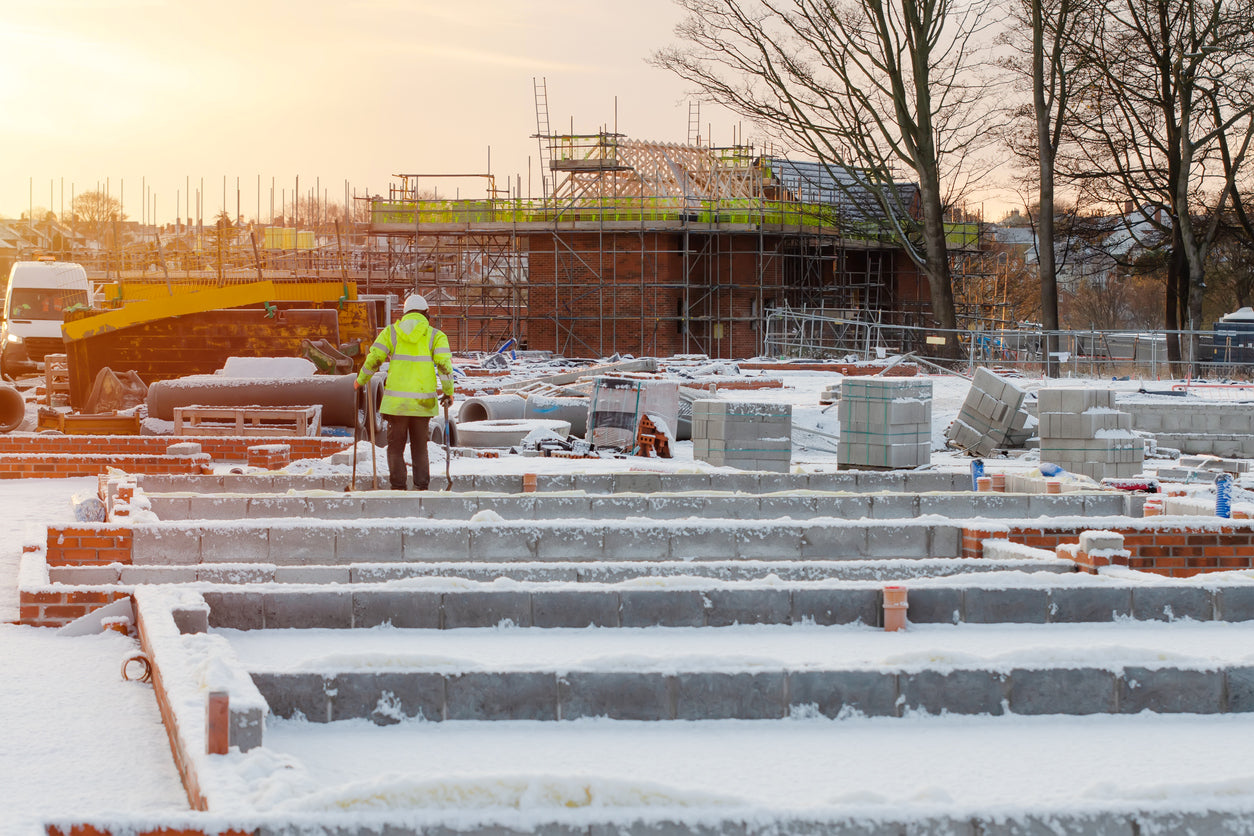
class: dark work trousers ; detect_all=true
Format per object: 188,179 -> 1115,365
384,415 -> 432,490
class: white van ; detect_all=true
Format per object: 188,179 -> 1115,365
2,260 -> 92,376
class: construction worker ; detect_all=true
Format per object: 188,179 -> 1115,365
355,294 -> 454,490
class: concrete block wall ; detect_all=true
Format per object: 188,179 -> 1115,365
1129,402 -> 1254,457
691,400 -> 793,472
1037,388 -> 1144,481
944,368 -> 1025,455
249,661 -> 1254,724
838,378 -> 932,469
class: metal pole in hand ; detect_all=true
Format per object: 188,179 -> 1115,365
367,380 -> 378,490
348,386 -> 360,491
443,402 -> 453,491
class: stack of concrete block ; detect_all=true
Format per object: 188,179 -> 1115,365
945,368 -> 1027,455
1038,388 -> 1144,480
837,378 -> 931,469
691,400 -> 792,473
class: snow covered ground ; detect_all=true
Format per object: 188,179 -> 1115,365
6,367 -> 1254,833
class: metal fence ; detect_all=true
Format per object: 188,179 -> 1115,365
762,307 -> 1254,380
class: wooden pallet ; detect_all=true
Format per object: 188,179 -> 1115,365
37,407 -> 142,436
43,354 -> 70,406
173,405 -> 322,437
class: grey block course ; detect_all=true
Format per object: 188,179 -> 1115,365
736,525 -> 803,559
900,669 -> 1007,715
558,671 -> 671,720
250,672 -> 330,722
602,524 -> 670,560
1007,667 -> 1117,715
674,672 -> 786,720
197,565 -> 275,584
263,591 -> 353,629
329,672 -> 445,724
119,565 -> 199,584
201,526 -> 269,563
203,591 -> 266,630
187,495 -> 250,520
801,524 -> 868,559
1217,586 -> 1254,621
964,587 -> 1048,624
1048,587 -> 1132,622
787,670 -> 899,718
705,588 -> 792,627
1226,666 -> 1254,713
132,526 -> 201,566
442,591 -> 533,628
336,525 -> 403,563
351,590 -> 442,629
532,590 -> 621,628
866,524 -> 929,558
901,587 -> 963,624
1118,666 -> 1225,714
535,527 -> 603,560
620,590 -> 706,627
445,672 -> 557,721
469,526 -> 539,561
792,588 -> 879,625
268,526 -> 338,565
273,566 -> 351,584
402,526 -> 471,562
1131,586 -> 1214,621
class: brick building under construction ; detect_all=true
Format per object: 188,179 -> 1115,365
366,130 -> 986,360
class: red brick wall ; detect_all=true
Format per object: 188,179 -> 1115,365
0,453 -> 209,479
0,435 -> 348,460
964,521 -> 1254,578
20,588 -> 131,628
45,526 -> 133,567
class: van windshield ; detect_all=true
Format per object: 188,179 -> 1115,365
6,287 -> 88,321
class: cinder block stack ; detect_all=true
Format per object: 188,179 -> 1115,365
1037,388 -> 1144,480
691,400 -> 792,472
837,378 -> 932,469
945,368 -> 1027,455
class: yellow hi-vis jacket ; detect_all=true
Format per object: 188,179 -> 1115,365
356,312 -> 454,417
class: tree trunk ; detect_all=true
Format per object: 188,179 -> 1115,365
1032,0 -> 1061,377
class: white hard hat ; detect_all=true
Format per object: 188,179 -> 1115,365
404,294 -> 429,313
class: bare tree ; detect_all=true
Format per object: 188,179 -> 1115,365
1061,0 -> 1254,367
1001,0 -> 1091,375
71,190 -> 124,247
654,0 -> 1004,355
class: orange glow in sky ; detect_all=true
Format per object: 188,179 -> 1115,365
0,0 -> 712,222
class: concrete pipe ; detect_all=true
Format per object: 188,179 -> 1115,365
0,385 -> 25,432
458,394 -> 526,424
456,418 -> 571,448
146,373 -> 358,426
428,414 -> 459,447
523,395 -> 589,438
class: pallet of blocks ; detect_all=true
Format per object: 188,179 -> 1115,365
837,378 -> 931,469
1037,388 -> 1144,480
691,401 -> 792,472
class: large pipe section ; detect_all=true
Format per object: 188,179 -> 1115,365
458,394 -> 526,424
0,385 -> 25,432
523,395 -> 589,438
146,373 -> 358,426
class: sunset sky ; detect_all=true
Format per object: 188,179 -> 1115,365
0,0 -> 725,224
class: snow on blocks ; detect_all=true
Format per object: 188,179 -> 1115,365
837,378 -> 931,469
1038,388 -> 1145,481
945,367 -> 1028,456
691,400 -> 792,472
